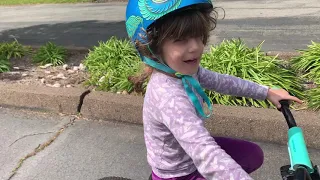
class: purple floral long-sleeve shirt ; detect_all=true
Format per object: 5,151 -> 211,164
143,67 -> 269,179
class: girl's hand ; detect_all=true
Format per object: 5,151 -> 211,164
266,88 -> 303,109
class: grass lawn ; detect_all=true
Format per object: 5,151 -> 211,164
0,0 -> 92,5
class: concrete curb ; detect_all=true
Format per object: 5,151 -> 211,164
1,84 -> 319,149
266,51 -> 301,60
0,83 -> 83,114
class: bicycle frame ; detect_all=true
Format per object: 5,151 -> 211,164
279,100 -> 320,180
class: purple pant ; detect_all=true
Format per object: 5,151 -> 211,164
151,136 -> 264,180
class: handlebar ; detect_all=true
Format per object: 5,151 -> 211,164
278,101 -> 320,180
279,100 -> 297,128
294,166 -> 312,180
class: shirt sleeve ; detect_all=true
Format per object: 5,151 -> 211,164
197,67 -> 269,100
160,92 -> 253,180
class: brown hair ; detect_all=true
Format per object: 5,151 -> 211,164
129,4 -> 220,93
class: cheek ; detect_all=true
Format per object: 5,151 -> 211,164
168,50 -> 183,62
162,46 -> 183,64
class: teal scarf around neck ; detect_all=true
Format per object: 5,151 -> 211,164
142,56 -> 212,118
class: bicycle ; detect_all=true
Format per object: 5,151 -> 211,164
279,100 -> 320,180
98,100 -> 320,180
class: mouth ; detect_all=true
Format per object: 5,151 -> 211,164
184,58 -> 199,64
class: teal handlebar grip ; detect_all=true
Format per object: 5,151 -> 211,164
288,127 -> 314,173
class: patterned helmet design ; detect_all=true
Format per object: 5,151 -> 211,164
125,0 -> 213,44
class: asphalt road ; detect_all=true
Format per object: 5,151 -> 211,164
1,107 -> 320,180
0,0 -> 320,51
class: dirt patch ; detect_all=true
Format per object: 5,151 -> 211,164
1,50 -> 89,88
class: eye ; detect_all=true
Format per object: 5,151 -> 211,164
174,38 -> 186,43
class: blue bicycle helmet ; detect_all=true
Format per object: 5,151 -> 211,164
125,0 -> 214,118
126,0 -> 213,43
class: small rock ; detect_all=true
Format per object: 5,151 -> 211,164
40,78 -> 46,84
66,78 -> 77,84
46,84 -> 53,87
39,63 -> 53,69
122,90 -> 128,95
303,83 -> 318,90
67,70 -> 75,74
52,73 -> 67,80
62,64 -> 69,70
7,71 -> 20,75
73,66 -> 79,71
116,91 -> 121,94
46,75 -> 54,79
52,83 -> 61,88
56,73 -> 66,79
44,70 -> 51,74
22,73 -> 28,77
13,67 -> 20,70
66,85 -> 72,88
46,79 -> 55,84
79,63 -> 86,71
98,76 -> 105,83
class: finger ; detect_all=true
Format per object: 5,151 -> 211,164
274,101 -> 282,109
289,96 -> 303,104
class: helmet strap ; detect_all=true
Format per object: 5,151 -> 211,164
146,44 -> 167,65
142,55 -> 213,119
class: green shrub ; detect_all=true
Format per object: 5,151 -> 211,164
291,41 -> 320,83
0,54 -> 10,73
291,41 -> 320,110
84,36 -> 143,93
201,39 -> 304,108
305,85 -> 320,110
0,40 -> 31,59
32,42 -> 66,66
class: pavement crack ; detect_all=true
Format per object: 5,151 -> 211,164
9,132 -> 54,147
7,115 -> 79,180
77,89 -> 91,113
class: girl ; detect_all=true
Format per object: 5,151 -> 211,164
125,0 -> 303,179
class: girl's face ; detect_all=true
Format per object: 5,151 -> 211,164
161,37 -> 204,75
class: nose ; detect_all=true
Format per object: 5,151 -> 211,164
187,37 -> 202,53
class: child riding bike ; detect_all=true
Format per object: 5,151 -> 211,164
125,0 -> 303,179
